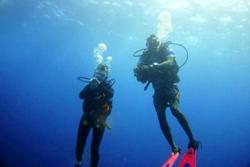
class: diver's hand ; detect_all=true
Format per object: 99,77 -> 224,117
148,62 -> 164,75
134,65 -> 149,83
138,63 -> 159,73
149,62 -> 159,70
134,65 -> 148,74
89,77 -> 100,90
133,63 -> 162,83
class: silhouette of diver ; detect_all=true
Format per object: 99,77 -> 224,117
134,34 -> 199,153
75,64 -> 114,167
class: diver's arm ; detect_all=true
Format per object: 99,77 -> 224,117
79,85 -> 94,99
79,86 -> 88,99
151,56 -> 176,71
104,86 -> 114,99
98,83 -> 114,99
80,78 -> 104,99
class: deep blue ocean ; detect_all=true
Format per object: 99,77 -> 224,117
1,0 -> 250,167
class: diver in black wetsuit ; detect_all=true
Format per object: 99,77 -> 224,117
75,64 -> 114,167
134,35 -> 199,153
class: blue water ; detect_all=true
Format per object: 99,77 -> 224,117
1,1 -> 250,167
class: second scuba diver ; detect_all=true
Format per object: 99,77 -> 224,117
134,34 -> 199,154
75,63 -> 114,167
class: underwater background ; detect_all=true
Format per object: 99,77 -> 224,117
1,0 -> 250,167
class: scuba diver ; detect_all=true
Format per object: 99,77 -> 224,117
75,63 -> 114,167
133,34 -> 199,154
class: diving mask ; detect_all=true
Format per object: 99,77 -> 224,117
146,35 -> 160,49
93,64 -> 109,82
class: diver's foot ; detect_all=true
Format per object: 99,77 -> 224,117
188,140 -> 199,150
172,146 -> 181,154
74,160 -> 82,167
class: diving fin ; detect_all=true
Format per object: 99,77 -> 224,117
162,151 -> 180,167
178,148 -> 196,167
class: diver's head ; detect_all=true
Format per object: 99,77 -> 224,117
93,63 -> 109,82
146,34 -> 160,51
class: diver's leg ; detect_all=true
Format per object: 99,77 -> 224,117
170,105 -> 199,149
170,92 -> 195,143
75,115 -> 91,163
90,126 -> 105,167
155,104 -> 178,152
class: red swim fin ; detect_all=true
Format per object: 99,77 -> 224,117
178,148 -> 196,167
162,152 -> 180,167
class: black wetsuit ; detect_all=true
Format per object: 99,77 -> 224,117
139,45 -> 195,151
75,80 -> 113,167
